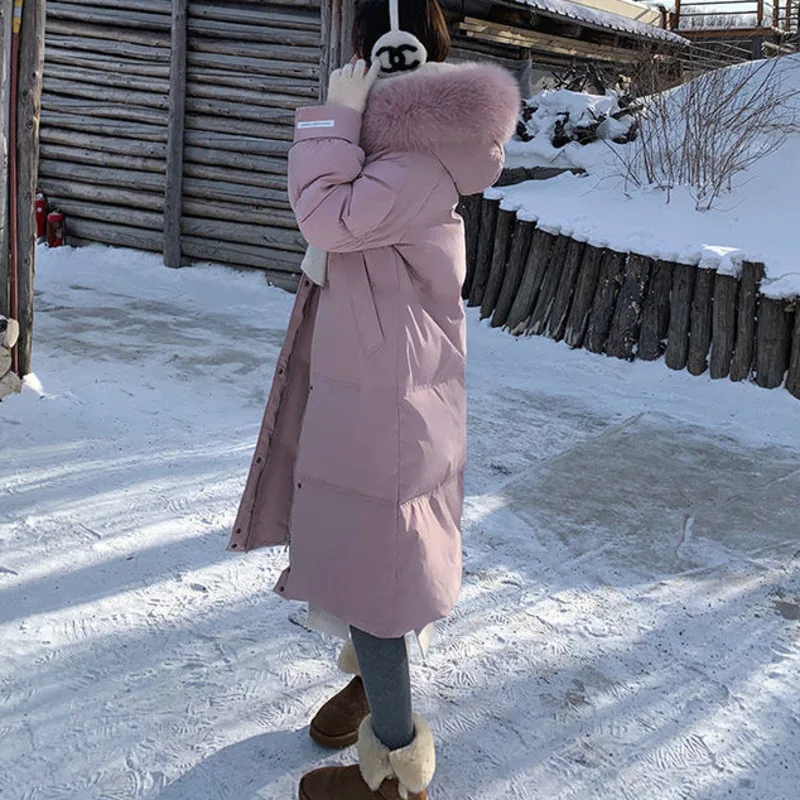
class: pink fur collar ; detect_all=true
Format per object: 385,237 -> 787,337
360,62 -> 521,156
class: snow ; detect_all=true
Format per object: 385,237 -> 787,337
2,245 -> 800,799
516,90 -> 637,152
500,56 -> 800,297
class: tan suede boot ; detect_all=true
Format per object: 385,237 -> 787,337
309,640 -> 370,749
309,676 -> 370,748
300,714 -> 436,800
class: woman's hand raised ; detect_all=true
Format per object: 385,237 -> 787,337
327,59 -> 381,114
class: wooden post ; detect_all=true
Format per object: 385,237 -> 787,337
492,216 -> 535,329
637,259 -> 673,361
673,0 -> 682,30
564,243 -> 603,349
0,0 -> 12,319
709,273 -> 739,379
14,0 -> 44,375
319,0 -> 331,100
505,226 -> 557,333
754,296 -> 793,389
547,237 -> 585,342
460,194 -> 481,300
607,253 -> 653,361
730,261 -> 764,382
340,0 -> 355,65
664,262 -> 696,371
468,197 -> 499,308
480,207 -> 515,320
528,233 -> 570,336
786,305 -> 800,399
757,0 -> 764,26
585,249 -> 627,355
687,267 -> 715,376
330,0 -> 342,70
163,0 -> 187,268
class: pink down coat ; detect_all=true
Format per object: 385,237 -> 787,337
228,62 -> 520,638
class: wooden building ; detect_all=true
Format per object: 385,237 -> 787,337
36,0 -> 685,287
669,0 -> 797,58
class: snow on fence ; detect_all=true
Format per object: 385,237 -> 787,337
458,194 -> 800,399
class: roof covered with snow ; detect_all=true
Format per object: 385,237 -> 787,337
507,0 -> 689,45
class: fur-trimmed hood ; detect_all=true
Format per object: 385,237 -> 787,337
361,62 -> 521,194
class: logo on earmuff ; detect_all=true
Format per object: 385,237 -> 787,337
375,43 -> 424,73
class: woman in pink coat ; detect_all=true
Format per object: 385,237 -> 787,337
229,0 -> 519,796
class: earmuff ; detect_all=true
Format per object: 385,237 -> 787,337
370,0 -> 428,76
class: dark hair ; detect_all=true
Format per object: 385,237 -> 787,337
353,0 -> 451,64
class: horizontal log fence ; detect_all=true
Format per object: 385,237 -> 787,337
38,0 -> 324,284
459,195 -> 800,401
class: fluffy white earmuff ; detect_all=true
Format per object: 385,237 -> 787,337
370,0 -> 428,76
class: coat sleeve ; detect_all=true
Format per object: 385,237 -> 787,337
287,104 -> 446,253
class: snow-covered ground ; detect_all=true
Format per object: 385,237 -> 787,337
503,55 -> 800,296
1,245 -> 799,800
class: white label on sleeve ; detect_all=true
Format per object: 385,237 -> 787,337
297,119 -> 335,129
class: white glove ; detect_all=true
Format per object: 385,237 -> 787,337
327,59 -> 381,114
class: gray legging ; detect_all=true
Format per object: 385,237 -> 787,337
350,626 -> 414,751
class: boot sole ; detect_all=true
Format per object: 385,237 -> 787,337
309,721 -> 360,749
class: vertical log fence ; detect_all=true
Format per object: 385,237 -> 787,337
459,194 -> 800,402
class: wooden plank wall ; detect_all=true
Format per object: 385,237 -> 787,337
38,0 -> 323,280
179,0 -> 320,277
40,0 -> 173,252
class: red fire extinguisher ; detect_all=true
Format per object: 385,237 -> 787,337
35,190 -> 47,240
46,210 -> 64,248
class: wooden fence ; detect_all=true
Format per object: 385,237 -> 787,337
458,194 -> 800,400
39,0 -> 323,288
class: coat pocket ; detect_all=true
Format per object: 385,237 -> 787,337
347,253 -> 385,355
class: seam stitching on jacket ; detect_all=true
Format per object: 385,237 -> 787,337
296,473 -> 396,506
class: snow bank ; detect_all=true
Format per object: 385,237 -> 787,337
500,55 -> 800,296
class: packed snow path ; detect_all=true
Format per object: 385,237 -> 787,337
1,246 -> 799,800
